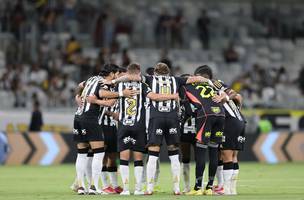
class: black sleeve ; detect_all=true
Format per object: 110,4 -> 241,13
175,77 -> 188,87
142,75 -> 153,87
95,82 -> 107,99
142,82 -> 152,97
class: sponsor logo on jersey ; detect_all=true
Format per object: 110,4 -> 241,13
81,129 -> 86,135
73,129 -> 79,135
238,136 -> 246,143
205,131 -> 211,137
215,131 -> 223,137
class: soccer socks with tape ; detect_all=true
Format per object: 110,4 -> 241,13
168,150 -> 181,193
107,166 -> 118,188
92,148 -> 105,190
134,160 -> 144,191
76,148 -> 89,189
194,144 -> 207,190
101,166 -> 109,188
206,145 -> 219,189
223,162 -> 234,195
182,159 -> 190,191
155,159 -> 160,185
141,154 -> 147,185
146,151 -> 159,192
216,160 -> 224,187
85,151 -> 93,185
120,160 -> 129,191
231,162 -> 239,195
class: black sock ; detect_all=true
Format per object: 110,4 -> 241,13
206,145 -> 218,189
194,143 -> 208,190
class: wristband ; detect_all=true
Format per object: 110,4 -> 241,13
119,90 -> 124,97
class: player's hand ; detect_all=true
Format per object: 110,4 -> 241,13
122,89 -> 140,98
75,95 -> 83,107
212,93 -> 227,103
86,95 -> 97,104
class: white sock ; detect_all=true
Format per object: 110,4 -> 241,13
169,154 -> 181,193
92,151 -> 105,190
223,169 -> 233,195
146,155 -> 158,192
141,156 -> 147,185
231,169 -> 239,195
216,165 -> 224,187
155,159 -> 160,185
182,162 -> 190,191
108,171 -> 118,188
76,153 -> 88,189
134,165 -> 144,191
101,167 -> 109,189
120,163 -> 129,191
85,156 -> 93,185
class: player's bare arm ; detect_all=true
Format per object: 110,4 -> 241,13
147,92 -> 179,102
86,95 -> 117,107
99,88 -> 139,99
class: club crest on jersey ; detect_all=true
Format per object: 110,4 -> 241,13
156,129 -> 163,135
169,128 -> 177,135
211,107 -> 221,114
123,136 -> 136,144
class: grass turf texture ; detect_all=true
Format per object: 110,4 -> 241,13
0,162 -> 304,200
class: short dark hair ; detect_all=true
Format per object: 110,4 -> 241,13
194,65 -> 213,79
146,67 -> 154,76
127,63 -> 141,74
180,73 -> 191,78
118,67 -> 127,73
99,63 -> 119,77
154,62 -> 170,75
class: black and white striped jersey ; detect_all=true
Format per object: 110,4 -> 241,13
116,81 -> 151,127
99,86 -> 117,126
143,75 -> 187,119
79,76 -> 105,120
212,80 -> 245,121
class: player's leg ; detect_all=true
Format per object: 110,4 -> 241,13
106,153 -> 121,193
89,140 -> 105,194
119,149 -> 131,195
75,142 -> 90,194
165,118 -> 181,195
221,149 -> 233,195
206,142 -> 219,191
180,142 -> 191,193
231,150 -> 239,195
145,118 -> 163,195
133,151 -> 144,195
100,154 -> 109,190
85,149 -> 93,185
214,150 -> 224,194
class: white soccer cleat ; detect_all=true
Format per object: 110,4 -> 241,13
88,186 -> 105,195
77,187 -> 86,195
134,190 -> 145,195
120,190 -> 131,195
183,187 -> 191,193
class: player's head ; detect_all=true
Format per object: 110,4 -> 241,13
194,65 -> 213,79
180,73 -> 191,78
117,67 -> 127,77
154,62 -> 170,76
146,67 -> 154,76
127,63 -> 141,75
99,63 -> 119,80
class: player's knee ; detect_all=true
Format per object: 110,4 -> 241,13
167,145 -> 178,151
148,145 -> 160,152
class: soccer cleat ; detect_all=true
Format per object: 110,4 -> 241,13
182,187 -> 191,193
88,186 -> 104,195
103,186 -> 116,194
154,185 -> 162,193
120,190 -> 130,195
77,187 -> 86,195
185,189 -> 200,195
134,190 -> 145,195
213,185 -> 224,195
144,191 -> 153,195
114,186 -> 123,194
204,188 -> 213,196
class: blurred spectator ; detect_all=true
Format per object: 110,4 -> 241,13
155,8 -> 171,48
171,9 -> 185,48
40,9 -> 57,33
159,49 -> 172,69
65,36 -> 82,64
121,49 -> 131,68
197,9 -> 210,49
10,0 -> 26,41
29,100 -> 43,132
223,42 -> 239,63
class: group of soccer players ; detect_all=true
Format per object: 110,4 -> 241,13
71,62 -> 246,196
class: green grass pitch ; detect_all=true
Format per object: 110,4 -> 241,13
0,162 -> 304,200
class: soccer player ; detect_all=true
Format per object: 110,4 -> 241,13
179,74 -> 197,193
105,63 -> 179,195
183,65 -> 225,195
74,64 -> 136,195
212,81 -> 246,195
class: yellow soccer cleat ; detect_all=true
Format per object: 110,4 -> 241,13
204,188 -> 213,196
194,190 -> 204,195
186,189 -> 200,195
154,185 -> 162,193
